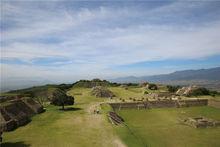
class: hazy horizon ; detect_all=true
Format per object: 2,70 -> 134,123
1,1 -> 220,91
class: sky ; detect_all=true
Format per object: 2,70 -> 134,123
1,0 -> 220,88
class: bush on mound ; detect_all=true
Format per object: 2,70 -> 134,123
189,87 -> 209,96
176,86 -> 210,96
147,83 -> 158,90
167,85 -> 181,92
91,86 -> 115,98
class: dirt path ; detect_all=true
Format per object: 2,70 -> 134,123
113,138 -> 127,147
86,102 -> 103,114
86,102 -> 127,147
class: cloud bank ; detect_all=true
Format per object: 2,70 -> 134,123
1,1 -> 220,88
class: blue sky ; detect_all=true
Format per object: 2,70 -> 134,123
1,1 -> 220,84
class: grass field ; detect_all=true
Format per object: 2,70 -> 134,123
115,106 -> 220,147
2,87 -> 124,147
2,86 -> 220,147
109,86 -> 164,102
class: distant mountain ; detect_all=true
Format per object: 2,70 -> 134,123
110,67 -> 220,91
0,77 -> 54,92
142,67 -> 220,81
111,76 -> 141,83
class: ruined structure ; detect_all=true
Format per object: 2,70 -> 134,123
109,99 -> 208,110
108,111 -> 124,125
0,98 -> 44,131
208,99 -> 220,108
176,85 -> 209,96
146,92 -> 175,99
176,85 -> 194,96
181,117 -> 220,128
91,86 -> 115,98
139,82 -> 149,87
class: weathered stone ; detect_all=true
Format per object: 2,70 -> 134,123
181,117 -> 220,128
91,86 -> 115,98
0,98 -> 44,131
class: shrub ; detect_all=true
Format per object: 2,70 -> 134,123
126,83 -> 139,87
209,90 -> 220,97
167,85 -> 181,92
188,88 -> 210,96
148,84 -> 158,90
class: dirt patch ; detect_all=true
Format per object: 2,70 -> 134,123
85,102 -> 127,147
113,138 -> 127,147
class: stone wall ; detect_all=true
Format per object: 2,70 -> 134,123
208,99 -> 220,108
178,99 -> 208,107
0,98 -> 44,131
109,99 -> 208,110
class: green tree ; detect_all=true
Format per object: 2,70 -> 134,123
50,89 -> 74,110
167,85 -> 181,92
148,83 -> 158,90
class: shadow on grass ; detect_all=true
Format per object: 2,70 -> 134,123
1,141 -> 30,147
59,107 -> 82,111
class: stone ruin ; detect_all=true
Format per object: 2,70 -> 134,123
208,99 -> 220,108
146,92 -> 175,100
0,97 -> 44,132
181,117 -> 220,128
139,82 -> 149,87
176,85 -> 198,96
109,98 -> 208,110
91,86 -> 115,98
107,111 -> 124,125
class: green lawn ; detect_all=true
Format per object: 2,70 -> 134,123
109,87 -> 143,99
2,87 -> 122,147
115,106 -> 220,147
109,86 -> 165,100
2,86 -> 220,147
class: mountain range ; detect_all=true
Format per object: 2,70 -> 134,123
110,67 -> 220,91
1,67 -> 220,92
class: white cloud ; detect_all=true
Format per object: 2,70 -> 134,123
1,1 -> 220,86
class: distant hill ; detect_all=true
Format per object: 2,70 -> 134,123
110,67 -> 220,91
72,79 -> 119,88
0,77 -> 54,92
1,79 -> 118,99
